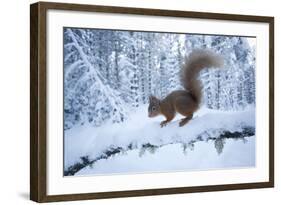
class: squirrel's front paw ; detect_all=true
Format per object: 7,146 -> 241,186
160,121 -> 168,128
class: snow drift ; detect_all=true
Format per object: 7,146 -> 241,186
64,105 -> 255,175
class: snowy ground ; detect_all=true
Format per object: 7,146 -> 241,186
64,105 -> 255,176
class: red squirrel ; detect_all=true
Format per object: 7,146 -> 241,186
148,49 -> 223,127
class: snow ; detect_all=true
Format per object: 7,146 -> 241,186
63,28 -> 256,176
64,29 -> 256,129
76,137 -> 255,176
247,37 -> 256,49
64,105 -> 255,174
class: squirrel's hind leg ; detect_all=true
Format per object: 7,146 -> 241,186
179,114 -> 193,127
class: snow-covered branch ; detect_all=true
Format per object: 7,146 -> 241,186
64,28 -> 128,127
64,106 -> 255,175
64,126 -> 254,176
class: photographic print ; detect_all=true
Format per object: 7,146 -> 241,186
30,2 -> 274,202
63,28 -> 256,177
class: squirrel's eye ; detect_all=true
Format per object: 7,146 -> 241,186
152,107 -> 156,111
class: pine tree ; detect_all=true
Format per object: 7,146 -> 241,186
63,28 -> 256,129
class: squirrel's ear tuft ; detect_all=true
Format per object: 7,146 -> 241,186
149,95 -> 153,102
149,95 -> 157,103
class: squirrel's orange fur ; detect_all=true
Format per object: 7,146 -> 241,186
148,49 -> 223,127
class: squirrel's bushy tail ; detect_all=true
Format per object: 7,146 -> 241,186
180,49 -> 223,104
